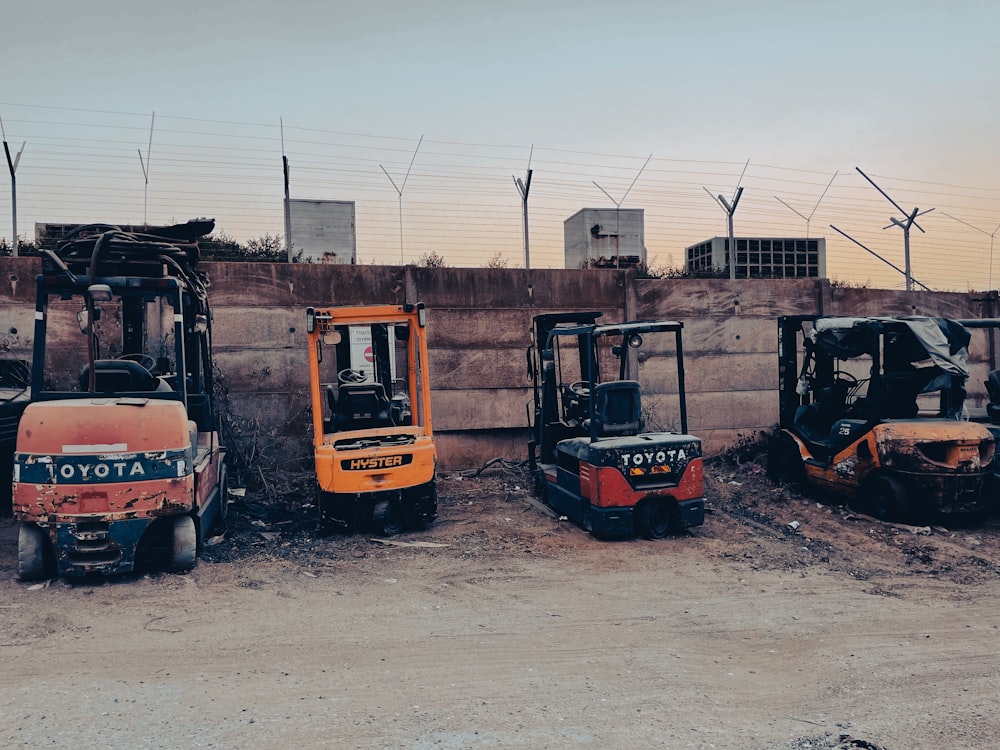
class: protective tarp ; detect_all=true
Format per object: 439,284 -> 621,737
811,316 -> 971,388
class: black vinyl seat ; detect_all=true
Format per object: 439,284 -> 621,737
588,380 -> 643,437
986,370 -> 1000,421
79,360 -> 163,393
335,383 -> 394,430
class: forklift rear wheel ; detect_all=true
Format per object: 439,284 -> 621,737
169,516 -> 197,573
635,498 -> 674,540
862,475 -> 912,523
372,498 -> 404,536
18,524 -> 55,582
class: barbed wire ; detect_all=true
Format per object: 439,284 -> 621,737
1,102 -> 998,290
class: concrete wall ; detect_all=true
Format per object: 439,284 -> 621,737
3,256 -> 998,471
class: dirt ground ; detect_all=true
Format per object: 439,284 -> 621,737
2,451 -> 1000,750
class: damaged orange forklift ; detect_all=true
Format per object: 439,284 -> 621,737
769,315 -> 996,523
305,303 -> 436,535
12,221 -> 227,580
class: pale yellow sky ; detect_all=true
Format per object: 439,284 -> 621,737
2,0 -> 999,290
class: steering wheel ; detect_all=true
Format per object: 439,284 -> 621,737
567,380 -> 591,398
833,370 -> 859,388
118,353 -> 157,372
338,368 -> 369,384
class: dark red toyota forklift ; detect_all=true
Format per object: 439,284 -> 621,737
526,312 -> 705,539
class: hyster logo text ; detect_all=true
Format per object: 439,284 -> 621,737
347,455 -> 405,471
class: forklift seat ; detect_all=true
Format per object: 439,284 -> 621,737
986,370 -> 1000,421
334,383 -> 394,430
79,360 -> 162,393
589,380 -> 643,437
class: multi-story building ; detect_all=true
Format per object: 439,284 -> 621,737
685,236 -> 826,278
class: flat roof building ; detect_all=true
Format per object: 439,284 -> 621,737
685,236 -> 826,279
564,208 -> 646,269
287,199 -> 356,264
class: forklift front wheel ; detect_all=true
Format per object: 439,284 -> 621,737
635,498 -> 675,540
18,524 -> 55,582
169,516 -> 198,573
861,475 -> 913,523
767,433 -> 805,487
372,498 -> 404,536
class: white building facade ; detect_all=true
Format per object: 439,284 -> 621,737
685,236 -> 826,278
564,208 -> 646,269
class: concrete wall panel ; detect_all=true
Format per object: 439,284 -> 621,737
0,308 -> 35,352
433,387 -> 533,432
214,349 -> 310,392
686,390 -> 778,431
429,348 -> 530,390
213,307 -> 305,351
0,259 -> 36,303
680,317 -> 779,355
633,278 -> 823,318
4,255 -> 1000,470
682,353 -> 778,393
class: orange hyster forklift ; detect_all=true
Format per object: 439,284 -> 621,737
526,312 -> 705,539
305,303 -> 436,535
12,221 -> 227,580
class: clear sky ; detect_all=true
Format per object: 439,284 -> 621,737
2,0 -> 999,290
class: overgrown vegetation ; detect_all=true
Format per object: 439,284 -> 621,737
661,266 -> 732,279
485,251 -> 509,269
1,230 -> 301,262
829,277 -> 873,290
578,254 -> 731,279
417,250 -> 447,267
0,238 -> 40,256
709,431 -> 770,474
200,231 -> 304,262
213,365 -> 313,504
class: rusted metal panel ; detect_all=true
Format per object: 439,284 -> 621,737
873,421 -> 993,472
16,400 -> 190,453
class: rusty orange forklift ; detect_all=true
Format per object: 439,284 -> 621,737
526,312 -> 705,539
305,303 -> 436,535
1,358 -> 31,517
12,221 -> 227,580
768,315 -> 996,523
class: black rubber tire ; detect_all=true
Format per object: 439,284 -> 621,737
372,498 -> 404,536
168,516 -> 198,573
862,475 -> 912,523
317,489 -> 354,535
18,524 -> 55,582
216,465 -> 229,526
404,481 -> 438,530
635,498 -> 674,540
767,432 -> 806,487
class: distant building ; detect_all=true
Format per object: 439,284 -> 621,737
564,208 -> 646,269
287,199 -> 356,264
35,222 -> 144,249
685,236 -> 826,278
